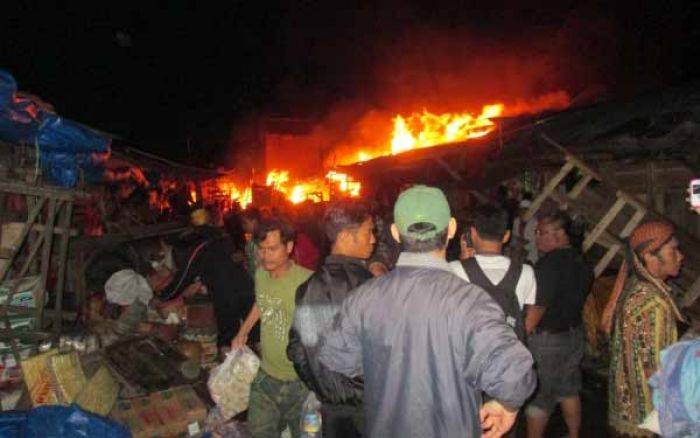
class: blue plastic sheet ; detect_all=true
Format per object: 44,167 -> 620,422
0,69 -> 110,188
0,404 -> 130,437
649,340 -> 700,437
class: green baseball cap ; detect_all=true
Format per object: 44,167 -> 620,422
394,185 -> 451,240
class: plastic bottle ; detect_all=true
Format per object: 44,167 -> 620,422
300,392 -> 322,437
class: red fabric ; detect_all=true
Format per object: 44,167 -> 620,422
292,232 -> 320,271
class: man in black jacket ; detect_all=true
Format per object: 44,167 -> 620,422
318,186 -> 535,438
288,200 -> 376,438
158,224 -> 255,346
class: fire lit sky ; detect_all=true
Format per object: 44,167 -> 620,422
327,91 -> 571,166
3,2 -> 695,164
222,90 -> 571,207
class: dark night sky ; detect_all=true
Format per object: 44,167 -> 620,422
2,1 -> 699,166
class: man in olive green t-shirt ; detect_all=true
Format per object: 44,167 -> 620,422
232,216 -> 312,438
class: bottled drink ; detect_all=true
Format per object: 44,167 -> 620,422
300,392 -> 322,437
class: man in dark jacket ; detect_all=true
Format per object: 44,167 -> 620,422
288,200 -> 375,437
158,224 -> 255,346
318,185 -> 536,438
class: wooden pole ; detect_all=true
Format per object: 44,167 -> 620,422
36,199 -> 58,328
0,197 -> 46,282
53,201 -> 73,335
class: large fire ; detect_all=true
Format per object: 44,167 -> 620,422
335,91 -> 570,165
199,169 -> 360,210
389,104 -> 503,156
193,91 -> 569,211
264,169 -> 360,205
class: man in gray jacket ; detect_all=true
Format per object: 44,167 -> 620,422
318,185 -> 536,438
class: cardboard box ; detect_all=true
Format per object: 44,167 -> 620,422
110,385 -> 207,437
21,350 -> 59,406
74,365 -> 119,415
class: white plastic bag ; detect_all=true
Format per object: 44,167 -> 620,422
207,347 -> 260,420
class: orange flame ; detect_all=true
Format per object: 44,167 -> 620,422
266,170 -> 290,190
263,169 -> 361,204
327,171 -> 361,197
213,178 -> 252,209
337,91 -> 570,165
356,103 -> 504,162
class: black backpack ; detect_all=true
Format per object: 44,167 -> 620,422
460,257 -> 526,342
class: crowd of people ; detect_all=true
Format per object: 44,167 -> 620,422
96,182 -> 699,437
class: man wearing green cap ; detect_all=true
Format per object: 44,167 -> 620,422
318,185 -> 536,438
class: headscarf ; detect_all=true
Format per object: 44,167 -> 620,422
104,269 -> 154,306
600,221 -> 682,334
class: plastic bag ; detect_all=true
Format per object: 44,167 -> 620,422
0,404 -> 130,437
207,347 -> 260,420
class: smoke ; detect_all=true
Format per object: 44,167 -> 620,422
313,20 -> 618,166
229,12 -> 620,172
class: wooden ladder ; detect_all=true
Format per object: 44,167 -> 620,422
523,133 -> 700,306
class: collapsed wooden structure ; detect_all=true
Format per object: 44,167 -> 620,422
341,83 -> 700,307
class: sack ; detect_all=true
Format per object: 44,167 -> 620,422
207,347 -> 260,420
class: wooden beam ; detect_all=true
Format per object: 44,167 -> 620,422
568,174 -> 594,199
0,330 -> 53,341
593,209 -> 647,276
0,181 -> 86,201
540,133 -> 604,181
682,276 -> 700,308
53,202 -> 73,335
17,232 -> 45,278
583,196 -> 626,251
523,160 -> 575,221
433,157 -> 464,182
0,306 -> 77,320
31,224 -> 78,236
0,197 -> 46,282
36,199 -> 58,327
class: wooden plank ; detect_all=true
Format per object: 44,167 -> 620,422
0,306 -> 78,321
682,276 -> 700,307
31,224 -> 78,236
434,157 -> 464,182
17,232 -> 45,278
540,133 -> 604,180
0,181 -> 86,201
523,159 -> 575,221
0,197 -> 46,282
53,202 -> 73,335
583,197 -> 627,251
594,210 -> 646,277
36,199 -> 58,327
568,174 -> 594,199
0,330 -> 53,341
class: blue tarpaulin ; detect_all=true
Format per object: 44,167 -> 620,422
0,404 -> 130,437
0,69 -> 110,187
